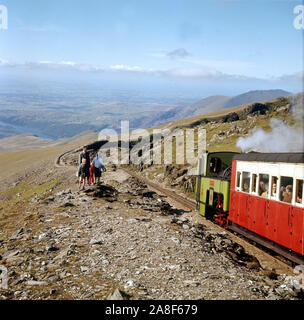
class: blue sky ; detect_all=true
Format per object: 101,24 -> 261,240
0,0 -> 303,96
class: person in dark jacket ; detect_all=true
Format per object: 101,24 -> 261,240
78,158 -> 88,190
79,146 -> 90,183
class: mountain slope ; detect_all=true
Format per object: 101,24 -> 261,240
0,134 -> 52,151
173,95 -> 230,120
0,130 -> 99,152
172,89 -> 290,120
223,89 -> 291,109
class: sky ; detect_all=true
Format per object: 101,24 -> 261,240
0,0 -> 303,97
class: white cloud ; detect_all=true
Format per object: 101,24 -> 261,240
0,58 -> 302,84
167,48 -> 190,59
60,61 -> 77,66
163,68 -> 224,79
109,64 -> 142,72
278,71 -> 304,82
0,59 -> 9,66
23,61 -> 102,73
39,60 -> 53,64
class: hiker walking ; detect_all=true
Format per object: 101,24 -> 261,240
92,152 -> 106,184
79,145 -> 90,183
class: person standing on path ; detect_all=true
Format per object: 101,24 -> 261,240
78,158 -> 88,190
79,146 -> 90,184
92,152 -> 106,184
88,155 -> 95,185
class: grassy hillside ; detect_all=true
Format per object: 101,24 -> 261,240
0,138 -> 92,184
0,130 -> 99,152
0,134 -> 52,151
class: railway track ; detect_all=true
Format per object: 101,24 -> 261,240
122,168 -> 301,272
56,148 -> 297,274
122,168 -> 197,210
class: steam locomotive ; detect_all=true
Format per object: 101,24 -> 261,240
196,151 -> 304,263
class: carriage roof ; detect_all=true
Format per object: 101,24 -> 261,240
233,152 -> 304,164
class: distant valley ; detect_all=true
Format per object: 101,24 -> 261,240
0,87 -> 292,151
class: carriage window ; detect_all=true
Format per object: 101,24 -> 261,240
271,176 -> 278,197
252,174 -> 257,193
280,176 -> 294,203
259,174 -> 269,197
236,172 -> 241,188
296,180 -> 303,204
210,157 -> 222,173
242,172 -> 250,193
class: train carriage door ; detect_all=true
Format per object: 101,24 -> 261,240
253,174 -> 269,237
276,204 -> 293,249
229,170 -> 241,223
290,179 -> 304,255
275,176 -> 293,249
291,206 -> 304,256
253,197 -> 267,236
229,191 -> 238,223
266,176 -> 279,242
237,171 -> 251,229
248,173 -> 258,231
265,199 -> 276,241
229,190 -> 238,223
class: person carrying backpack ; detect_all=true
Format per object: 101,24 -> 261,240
92,152 -> 106,184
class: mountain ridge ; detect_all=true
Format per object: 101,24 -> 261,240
129,89 -> 291,129
175,89 -> 290,120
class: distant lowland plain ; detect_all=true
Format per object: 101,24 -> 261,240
0,76 -> 294,152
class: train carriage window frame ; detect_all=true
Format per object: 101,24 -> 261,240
279,176 -> 294,204
251,173 -> 257,194
295,179 -> 304,206
258,173 -> 270,198
241,171 -> 250,193
270,176 -> 278,200
236,171 -> 241,190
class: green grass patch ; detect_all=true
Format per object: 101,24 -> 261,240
0,177 -> 62,213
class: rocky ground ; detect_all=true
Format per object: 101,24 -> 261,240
0,163 -> 302,300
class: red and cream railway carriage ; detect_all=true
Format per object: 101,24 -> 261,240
229,153 -> 304,261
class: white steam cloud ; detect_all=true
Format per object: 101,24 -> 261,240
237,95 -> 304,153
